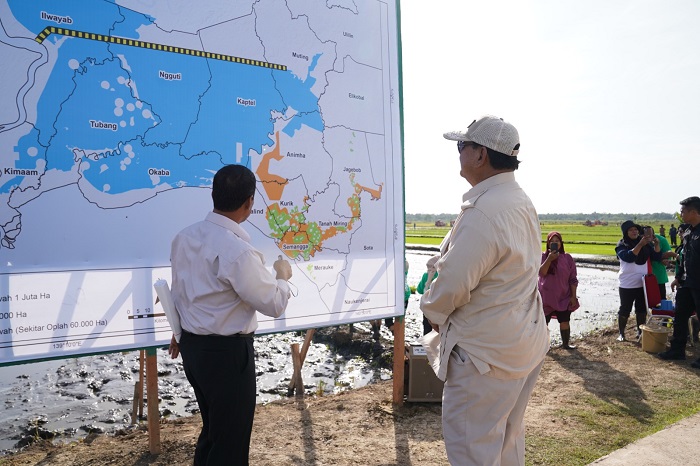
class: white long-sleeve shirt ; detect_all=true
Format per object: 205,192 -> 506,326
420,172 -> 550,380
171,212 -> 290,335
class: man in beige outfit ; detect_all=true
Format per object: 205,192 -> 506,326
420,115 -> 549,466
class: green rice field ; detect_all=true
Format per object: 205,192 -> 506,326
405,221 -> 676,256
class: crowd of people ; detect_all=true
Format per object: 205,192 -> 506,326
410,210 -> 699,353
609,200 -> 700,361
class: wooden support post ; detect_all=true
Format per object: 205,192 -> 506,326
392,317 -> 405,406
138,349 -> 145,419
131,349 -> 146,424
145,347 -> 161,454
290,343 -> 303,398
299,329 -> 315,366
131,381 -> 139,425
288,329 -> 315,396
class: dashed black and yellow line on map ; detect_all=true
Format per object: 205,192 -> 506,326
34,26 -> 287,71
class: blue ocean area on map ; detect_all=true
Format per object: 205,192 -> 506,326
32,41 -> 112,149
120,47 -> 209,144
278,53 -> 324,137
6,0 -> 327,197
179,58 -> 284,166
57,61 -> 156,162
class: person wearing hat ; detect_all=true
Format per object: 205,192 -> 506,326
614,220 -> 661,341
419,116 -> 549,465
659,197 -> 700,362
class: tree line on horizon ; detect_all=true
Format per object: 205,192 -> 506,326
406,212 -> 677,223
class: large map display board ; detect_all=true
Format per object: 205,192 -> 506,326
0,0 -> 404,364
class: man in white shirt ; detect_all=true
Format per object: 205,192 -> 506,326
168,164 -> 292,466
420,116 -> 549,466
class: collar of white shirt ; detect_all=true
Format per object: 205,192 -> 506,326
204,211 -> 251,243
461,171 -> 516,205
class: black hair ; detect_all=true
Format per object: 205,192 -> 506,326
680,196 -> 700,214
212,164 -> 256,212
486,147 -> 520,170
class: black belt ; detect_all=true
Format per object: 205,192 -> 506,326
182,329 -> 253,339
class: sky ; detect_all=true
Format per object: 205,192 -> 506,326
399,0 -> 700,215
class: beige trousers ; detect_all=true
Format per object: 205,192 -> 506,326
442,346 -> 544,466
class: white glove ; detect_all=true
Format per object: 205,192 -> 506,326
274,255 -> 293,281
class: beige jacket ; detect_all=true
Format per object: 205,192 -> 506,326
420,172 -> 549,380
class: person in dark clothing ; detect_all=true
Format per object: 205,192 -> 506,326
659,197 -> 700,362
615,220 -> 662,341
670,224 -> 678,247
670,224 -> 699,343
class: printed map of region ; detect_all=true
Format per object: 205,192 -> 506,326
0,0 -> 403,359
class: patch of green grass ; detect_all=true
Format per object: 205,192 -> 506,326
559,243 -> 617,256
404,221 -> 673,257
404,236 -> 442,246
406,232 -> 617,256
526,390 -> 700,465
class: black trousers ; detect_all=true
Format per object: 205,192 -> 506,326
618,287 -> 647,319
179,330 -> 256,466
545,311 -> 572,324
671,287 -> 700,345
658,283 -> 667,300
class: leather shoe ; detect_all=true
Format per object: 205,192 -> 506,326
658,349 -> 686,360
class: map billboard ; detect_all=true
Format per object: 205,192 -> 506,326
0,0 -> 404,364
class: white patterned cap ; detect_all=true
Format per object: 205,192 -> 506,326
444,115 -> 520,157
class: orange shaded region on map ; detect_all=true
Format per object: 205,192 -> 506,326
267,173 -> 380,261
355,182 -> 383,200
256,132 -> 287,201
280,229 -> 316,254
320,226 -> 340,241
267,203 -> 320,260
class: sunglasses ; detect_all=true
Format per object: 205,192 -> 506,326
457,141 -> 480,153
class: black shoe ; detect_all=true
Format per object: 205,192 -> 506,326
691,359 -> 700,369
658,349 -> 686,360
